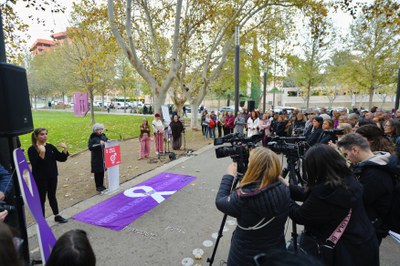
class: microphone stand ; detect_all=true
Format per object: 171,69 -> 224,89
105,129 -> 122,140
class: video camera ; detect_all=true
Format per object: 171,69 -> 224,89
267,136 -> 308,158
292,127 -> 304,137
322,129 -> 344,135
214,133 -> 263,174
0,201 -> 15,213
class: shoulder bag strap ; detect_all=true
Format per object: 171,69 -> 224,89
326,208 -> 352,247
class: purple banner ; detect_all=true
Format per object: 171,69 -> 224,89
73,172 -> 196,231
73,92 -> 88,117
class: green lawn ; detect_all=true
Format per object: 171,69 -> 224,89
19,111 -> 150,154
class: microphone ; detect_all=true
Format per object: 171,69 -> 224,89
105,129 -> 122,140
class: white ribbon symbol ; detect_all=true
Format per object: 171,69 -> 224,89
110,153 -> 116,164
124,186 -> 176,203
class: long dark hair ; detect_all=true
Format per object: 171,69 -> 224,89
304,144 -> 351,188
356,124 -> 395,153
45,230 -> 96,266
0,223 -> 22,266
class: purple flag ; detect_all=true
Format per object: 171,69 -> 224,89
73,92 -> 88,117
73,172 -> 196,231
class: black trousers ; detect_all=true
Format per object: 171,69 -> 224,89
36,176 -> 59,216
94,172 -> 105,188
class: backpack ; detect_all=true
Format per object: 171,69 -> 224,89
387,177 -> 400,234
377,155 -> 400,234
209,119 -> 215,129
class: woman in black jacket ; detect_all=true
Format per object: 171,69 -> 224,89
88,123 -> 108,192
28,128 -> 69,223
306,116 -> 323,146
318,118 -> 338,144
285,144 -> 379,266
215,147 -> 290,266
169,115 -> 184,150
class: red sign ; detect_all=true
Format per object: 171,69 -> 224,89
104,145 -> 121,168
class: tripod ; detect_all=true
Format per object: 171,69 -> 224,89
281,154 -> 305,186
281,154 -> 306,255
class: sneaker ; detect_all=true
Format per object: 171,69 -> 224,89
54,215 -> 68,223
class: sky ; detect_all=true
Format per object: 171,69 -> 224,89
14,0 -> 75,48
14,1 -> 357,50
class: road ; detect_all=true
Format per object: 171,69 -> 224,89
27,145 -> 400,265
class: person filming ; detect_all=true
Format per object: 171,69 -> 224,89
215,147 -> 290,266
283,144 -> 378,265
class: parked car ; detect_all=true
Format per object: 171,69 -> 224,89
273,106 -> 296,114
334,107 -> 349,114
219,106 -> 235,113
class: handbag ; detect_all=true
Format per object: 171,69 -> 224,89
296,209 -> 352,265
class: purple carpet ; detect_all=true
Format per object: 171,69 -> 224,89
73,172 -> 196,231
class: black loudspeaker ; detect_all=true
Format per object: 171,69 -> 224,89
0,63 -> 33,136
247,100 -> 255,112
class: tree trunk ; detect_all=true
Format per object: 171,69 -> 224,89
306,85 -> 311,109
368,87 -> 374,109
101,94 -> 105,111
123,85 -> 127,113
62,92 -> 66,109
191,103 -> 200,129
89,87 -> 95,124
153,89 -> 167,116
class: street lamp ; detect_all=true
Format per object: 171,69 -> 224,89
234,25 -> 240,115
396,68 -> 400,110
263,70 -> 267,113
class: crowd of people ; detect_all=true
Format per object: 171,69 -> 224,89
215,105 -> 400,265
201,106 -> 400,155
1,104 -> 400,265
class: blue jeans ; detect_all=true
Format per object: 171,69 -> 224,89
0,165 -> 13,197
205,127 -> 214,139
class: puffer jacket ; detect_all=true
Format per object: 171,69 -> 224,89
216,175 -> 290,266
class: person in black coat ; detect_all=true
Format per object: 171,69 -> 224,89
284,144 -> 379,266
88,123 -> 108,192
318,118 -> 338,144
169,115 -> 184,150
28,128 -> 69,223
338,133 -> 399,244
215,147 -> 290,266
306,116 -> 323,146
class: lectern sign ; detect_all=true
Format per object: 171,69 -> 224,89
104,145 -> 121,168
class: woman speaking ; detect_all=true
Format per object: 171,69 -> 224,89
28,128 -> 69,223
215,147 -> 290,265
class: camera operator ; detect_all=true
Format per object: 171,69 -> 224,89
282,144 -> 379,265
215,147 -> 290,266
